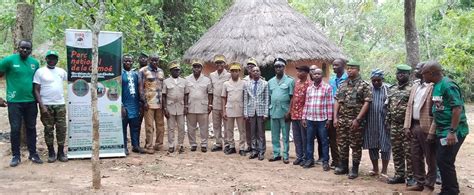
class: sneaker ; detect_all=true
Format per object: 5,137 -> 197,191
10,156 -> 21,167
28,154 -> 43,164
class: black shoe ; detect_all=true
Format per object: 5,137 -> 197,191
239,150 -> 246,156
225,148 -> 236,155
348,162 -> 360,179
57,145 -> 68,162
303,160 -> 315,168
436,173 -> 442,185
258,153 -> 265,161
10,156 -> 21,167
334,160 -> 349,175
249,153 -> 258,159
406,177 -> 417,186
283,159 -> 290,164
178,146 -> 185,154
47,145 -> 56,163
28,154 -> 43,164
168,147 -> 175,153
293,158 -> 304,165
201,147 -> 207,153
211,145 -> 223,152
124,149 -> 129,156
323,163 -> 330,171
223,145 -> 230,153
268,156 -> 282,162
330,161 -> 338,169
132,146 -> 146,154
190,146 -> 197,152
244,147 -> 252,153
387,176 -> 405,184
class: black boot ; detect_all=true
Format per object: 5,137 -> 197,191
348,161 -> 360,179
47,145 -> 56,163
334,160 -> 349,175
57,145 -> 68,162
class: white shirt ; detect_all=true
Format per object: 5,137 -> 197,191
412,82 -> 429,120
33,67 -> 67,105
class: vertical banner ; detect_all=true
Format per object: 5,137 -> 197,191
66,29 -> 124,158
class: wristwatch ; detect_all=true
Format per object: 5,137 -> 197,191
449,128 -> 456,134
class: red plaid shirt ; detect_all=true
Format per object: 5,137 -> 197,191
290,79 -> 312,120
302,81 -> 333,121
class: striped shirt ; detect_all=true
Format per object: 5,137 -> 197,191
363,84 -> 391,152
302,81 -> 333,121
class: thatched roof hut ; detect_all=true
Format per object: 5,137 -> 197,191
183,0 -> 345,79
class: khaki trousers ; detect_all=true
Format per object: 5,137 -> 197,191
224,117 -> 245,150
167,114 -> 185,148
144,108 -> 165,149
212,110 -> 224,146
187,113 -> 209,147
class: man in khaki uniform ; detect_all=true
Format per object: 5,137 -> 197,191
139,54 -> 165,154
210,54 -> 231,152
162,61 -> 189,154
221,62 -> 246,155
186,59 -> 213,152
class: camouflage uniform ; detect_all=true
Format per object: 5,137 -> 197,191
40,105 -> 67,146
386,82 -> 413,179
335,76 -> 372,163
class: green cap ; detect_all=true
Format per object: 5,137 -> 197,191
45,50 -> 59,58
347,60 -> 362,67
396,64 -> 412,71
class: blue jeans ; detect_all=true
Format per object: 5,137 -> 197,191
8,102 -> 38,157
122,117 -> 141,149
306,120 -> 329,163
292,120 -> 306,160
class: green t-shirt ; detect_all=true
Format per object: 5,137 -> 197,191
0,54 -> 39,102
432,77 -> 469,138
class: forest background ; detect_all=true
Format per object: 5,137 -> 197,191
0,0 -> 472,101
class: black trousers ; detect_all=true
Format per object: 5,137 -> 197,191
8,102 -> 38,157
436,135 -> 465,195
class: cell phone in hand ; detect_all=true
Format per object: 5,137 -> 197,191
440,136 -> 459,146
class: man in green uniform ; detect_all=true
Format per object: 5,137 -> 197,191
386,64 -> 416,186
333,61 -> 371,179
422,61 -> 469,195
268,58 -> 294,164
0,40 -> 42,167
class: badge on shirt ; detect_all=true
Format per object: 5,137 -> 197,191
31,64 -> 36,70
432,96 -> 444,111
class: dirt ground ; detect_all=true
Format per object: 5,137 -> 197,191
0,105 -> 473,194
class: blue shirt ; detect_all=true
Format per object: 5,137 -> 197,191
329,72 -> 348,97
122,69 -> 140,119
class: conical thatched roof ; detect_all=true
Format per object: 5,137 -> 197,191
183,0 -> 345,66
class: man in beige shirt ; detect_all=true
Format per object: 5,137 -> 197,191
210,54 -> 231,152
186,59 -> 213,152
139,54 -> 165,154
221,62 -> 246,155
162,61 -> 189,154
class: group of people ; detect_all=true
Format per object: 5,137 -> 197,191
0,40 -> 469,195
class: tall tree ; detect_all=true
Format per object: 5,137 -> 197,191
13,2 -> 34,45
404,0 -> 420,68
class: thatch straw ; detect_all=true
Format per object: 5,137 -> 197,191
183,0 -> 345,67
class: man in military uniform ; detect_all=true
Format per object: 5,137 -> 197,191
268,58 -> 294,164
333,61 -> 371,179
210,54 -> 231,152
162,61 -> 189,154
386,64 -> 416,186
221,62 -> 245,155
186,59 -> 213,152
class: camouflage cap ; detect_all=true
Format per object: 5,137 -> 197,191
168,60 -> 180,70
213,54 -> 226,63
229,62 -> 242,71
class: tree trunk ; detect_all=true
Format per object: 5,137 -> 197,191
13,3 -> 34,45
404,0 -> 420,69
91,0 -> 106,190
14,3 -> 34,147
